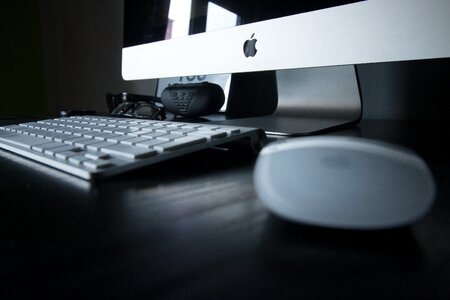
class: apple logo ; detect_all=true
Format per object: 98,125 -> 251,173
243,33 -> 257,57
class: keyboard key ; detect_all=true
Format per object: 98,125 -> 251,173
83,159 -> 112,170
100,144 -> 157,160
154,136 -> 206,152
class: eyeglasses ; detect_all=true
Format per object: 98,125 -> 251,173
110,101 -> 165,120
106,93 -> 166,120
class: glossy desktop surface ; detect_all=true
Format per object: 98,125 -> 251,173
2,119 -> 450,299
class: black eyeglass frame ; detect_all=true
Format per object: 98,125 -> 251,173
106,92 -> 166,120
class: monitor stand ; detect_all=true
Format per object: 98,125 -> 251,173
211,65 -> 362,136
157,65 -> 362,136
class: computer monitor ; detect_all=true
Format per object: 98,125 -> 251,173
122,0 -> 450,135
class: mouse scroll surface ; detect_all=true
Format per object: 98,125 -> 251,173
254,137 -> 436,230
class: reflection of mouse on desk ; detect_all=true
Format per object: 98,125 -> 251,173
254,136 -> 436,230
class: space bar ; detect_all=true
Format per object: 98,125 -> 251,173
100,144 -> 157,160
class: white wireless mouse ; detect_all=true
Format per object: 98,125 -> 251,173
254,136 -> 436,230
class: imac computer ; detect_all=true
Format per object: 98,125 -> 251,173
122,0 -> 450,135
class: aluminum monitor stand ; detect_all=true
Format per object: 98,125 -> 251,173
214,65 -> 362,136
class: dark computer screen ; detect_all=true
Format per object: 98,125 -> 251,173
124,0 -> 362,47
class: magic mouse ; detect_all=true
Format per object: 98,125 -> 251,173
254,136 -> 436,230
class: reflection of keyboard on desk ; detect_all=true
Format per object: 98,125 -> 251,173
0,116 -> 266,180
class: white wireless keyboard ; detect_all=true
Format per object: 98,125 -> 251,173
0,116 -> 266,180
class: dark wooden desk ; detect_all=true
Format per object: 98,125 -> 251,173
1,120 -> 449,299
